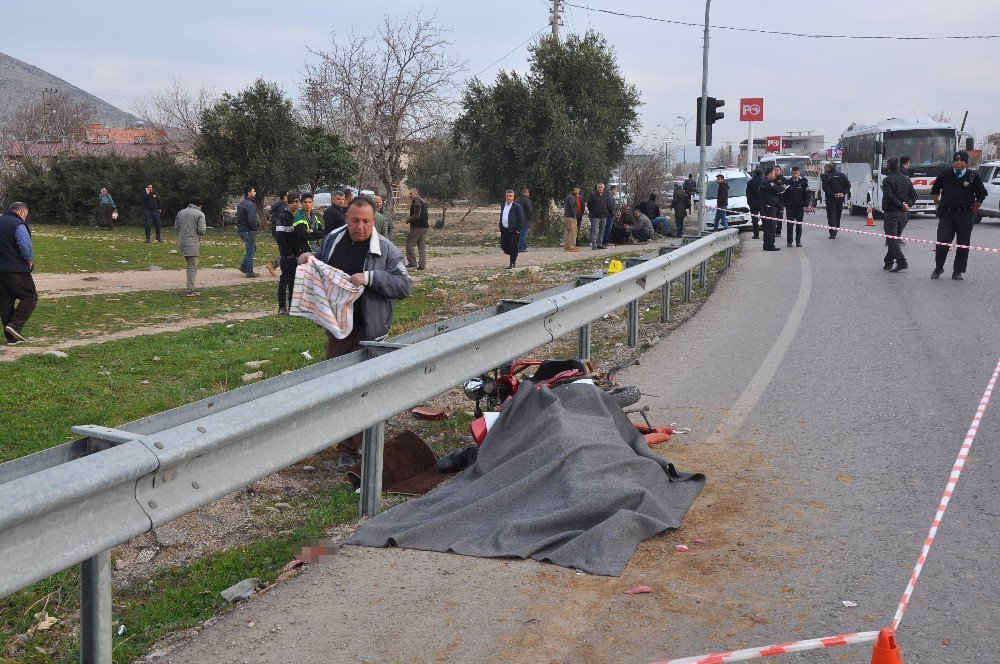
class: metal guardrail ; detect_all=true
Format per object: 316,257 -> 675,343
0,229 -> 739,662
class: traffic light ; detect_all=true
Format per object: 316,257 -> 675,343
696,96 -> 725,146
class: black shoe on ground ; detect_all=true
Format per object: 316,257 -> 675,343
952,272 -> 964,280
406,263 -> 417,268
4,325 -> 26,342
796,242 -> 803,247
891,263 -> 908,272
931,269 -> 943,279
763,246 -> 781,252
787,243 -> 793,247
883,262 -> 894,271
336,454 -> 356,472
277,307 -> 287,315
752,234 -> 759,239
145,239 -> 151,243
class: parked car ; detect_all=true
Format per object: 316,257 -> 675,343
975,160 -> 1000,223
696,167 -> 753,232
312,186 -> 333,208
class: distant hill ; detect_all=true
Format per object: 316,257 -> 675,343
0,51 -> 140,127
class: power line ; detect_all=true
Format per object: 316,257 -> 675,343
564,2 -> 1000,40
472,25 -> 549,78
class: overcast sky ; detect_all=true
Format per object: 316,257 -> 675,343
4,0 -> 999,157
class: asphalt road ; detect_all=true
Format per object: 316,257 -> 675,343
159,211 -> 1000,664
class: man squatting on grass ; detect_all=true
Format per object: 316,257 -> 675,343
297,197 -> 412,471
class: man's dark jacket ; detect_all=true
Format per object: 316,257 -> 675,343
715,181 -> 729,209
638,197 -> 660,220
0,213 -> 31,272
323,204 -> 347,233
746,174 -> 764,207
236,196 -> 260,232
882,171 -> 916,212
564,192 -> 584,219
821,171 -> 851,200
516,195 -> 533,223
499,201 -> 526,232
407,197 -> 429,228
586,190 -> 609,218
141,192 -> 161,211
782,177 -> 812,208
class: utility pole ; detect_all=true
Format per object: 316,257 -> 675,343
550,0 -> 561,42
695,1 -> 711,232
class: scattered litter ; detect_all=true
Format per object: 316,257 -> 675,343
145,265 -> 163,271
212,263 -> 225,268
117,259 -> 129,264
135,549 -> 156,564
33,612 -> 59,631
625,585 -> 652,595
282,559 -> 305,572
169,249 -> 178,254
302,465 -> 315,472
691,537 -> 706,544
140,380 -> 151,385
411,406 -> 451,420
245,359 -> 270,368
153,356 -> 161,361
674,544 -> 689,552
242,371 -> 264,383
842,600 -> 858,607
220,578 -> 260,602
301,350 -> 313,361
117,625 -> 125,635
42,351 -> 68,358
247,621 -> 256,628
225,323 -> 235,328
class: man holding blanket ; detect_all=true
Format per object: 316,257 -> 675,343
296,196 -> 412,471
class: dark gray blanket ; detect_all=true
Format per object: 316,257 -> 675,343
346,381 -> 705,576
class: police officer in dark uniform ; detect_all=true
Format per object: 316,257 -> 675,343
821,163 -> 851,238
746,168 -> 764,239
783,166 -> 812,247
760,168 -> 787,251
930,150 -> 987,280
881,157 -> 916,272
771,166 -> 788,238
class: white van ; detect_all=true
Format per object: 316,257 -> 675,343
698,167 -> 753,232
975,161 -> 1000,223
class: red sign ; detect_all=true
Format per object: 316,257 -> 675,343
739,97 -> 764,122
766,136 -> 782,152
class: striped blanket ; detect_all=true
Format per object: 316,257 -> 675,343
290,255 -> 365,339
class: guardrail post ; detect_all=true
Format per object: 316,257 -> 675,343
698,260 -> 708,288
660,281 -> 671,322
359,422 -> 385,517
626,300 -> 639,347
577,323 -> 591,359
683,269 -> 693,302
725,246 -> 733,269
80,550 -> 112,664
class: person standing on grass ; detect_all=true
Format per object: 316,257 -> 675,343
516,188 -> 533,252
236,186 -> 260,278
586,182 -> 610,250
0,202 -> 37,343
98,188 -> 116,229
265,191 -> 291,278
563,184 -> 584,252
176,197 -> 207,296
297,197 -> 412,471
499,189 -> 525,269
274,193 -> 301,315
405,187 -> 429,270
141,183 -> 162,243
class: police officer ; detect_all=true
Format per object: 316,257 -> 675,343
746,168 -> 764,239
930,150 -> 987,280
821,163 -> 851,238
782,166 -> 812,247
771,166 -> 788,238
760,168 -> 787,251
881,157 -> 916,272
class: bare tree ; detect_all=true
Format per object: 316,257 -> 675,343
4,89 -> 95,144
618,144 -> 668,205
134,78 -> 217,147
710,143 -> 735,167
302,12 -> 465,219
929,110 -> 951,124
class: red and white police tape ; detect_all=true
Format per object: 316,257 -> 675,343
707,205 -> 1000,255
654,357 -> 1000,664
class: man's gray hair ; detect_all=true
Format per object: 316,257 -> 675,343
7,202 -> 28,214
505,189 -> 515,195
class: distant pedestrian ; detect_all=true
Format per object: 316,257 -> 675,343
746,168 -> 764,239
175,197 -> 207,296
881,157 -> 916,272
760,168 -> 788,251
586,182 -> 610,250
930,151 -> 987,280
782,166 -> 811,247
141,184 -> 162,243
682,173 -> 697,214
0,202 -> 37,343
405,187 -> 429,270
98,188 -> 116,229
602,185 -> 618,247
516,188 -> 533,252
323,189 -> 348,234
712,174 -> 730,231
236,186 -> 261,277
563,185 -> 584,252
671,184 -> 687,238
771,166 -> 788,238
821,163 -> 850,238
367,194 -> 389,237
274,194 -> 301,314
898,156 -> 911,178
499,189 -> 525,269
265,190 -> 290,278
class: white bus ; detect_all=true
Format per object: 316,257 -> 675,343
839,118 -> 973,215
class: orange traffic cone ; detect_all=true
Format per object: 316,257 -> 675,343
866,206 -> 876,227
870,628 -> 902,664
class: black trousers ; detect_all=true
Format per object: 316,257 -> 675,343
785,206 -> 804,244
500,228 -> 519,265
761,205 -> 777,249
143,209 -> 161,241
935,210 -> 974,274
883,209 -> 907,264
278,255 -> 297,311
101,203 -> 115,228
826,197 -> 844,237
749,205 -> 760,237
775,205 -> 785,236
0,271 -> 38,340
